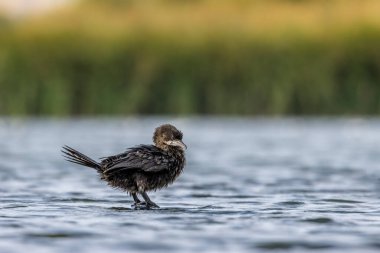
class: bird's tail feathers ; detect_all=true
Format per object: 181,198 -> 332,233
62,145 -> 102,172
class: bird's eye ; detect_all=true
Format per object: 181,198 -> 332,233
174,132 -> 182,140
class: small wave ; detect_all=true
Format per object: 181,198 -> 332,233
276,201 -> 305,206
25,231 -> 97,239
322,198 -> 364,204
301,217 -> 334,224
255,241 -> 335,250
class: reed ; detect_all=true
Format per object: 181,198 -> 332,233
0,0 -> 379,115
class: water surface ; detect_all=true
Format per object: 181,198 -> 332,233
0,118 -> 380,253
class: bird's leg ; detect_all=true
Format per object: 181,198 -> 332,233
131,193 -> 143,208
132,193 -> 141,204
141,192 -> 160,208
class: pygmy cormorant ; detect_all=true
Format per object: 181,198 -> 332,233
62,124 -> 186,209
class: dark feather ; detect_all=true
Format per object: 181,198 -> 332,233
61,145 -> 101,171
103,145 -> 172,176
62,124 -> 186,202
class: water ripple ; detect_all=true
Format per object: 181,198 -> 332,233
1,118 -> 380,253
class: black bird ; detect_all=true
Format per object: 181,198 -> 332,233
62,124 -> 186,208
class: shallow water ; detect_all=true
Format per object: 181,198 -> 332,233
0,118 -> 380,253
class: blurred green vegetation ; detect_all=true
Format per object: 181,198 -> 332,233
0,0 -> 380,115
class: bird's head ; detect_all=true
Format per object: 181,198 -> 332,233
153,124 -> 187,151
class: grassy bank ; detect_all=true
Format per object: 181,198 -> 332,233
0,0 -> 380,115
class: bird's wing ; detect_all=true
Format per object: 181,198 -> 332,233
102,145 -> 170,176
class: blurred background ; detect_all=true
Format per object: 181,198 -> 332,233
0,0 -> 379,116
2,2 -> 380,253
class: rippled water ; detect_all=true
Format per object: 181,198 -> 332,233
1,118 -> 380,253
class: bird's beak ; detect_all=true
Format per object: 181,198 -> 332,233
165,140 -> 187,150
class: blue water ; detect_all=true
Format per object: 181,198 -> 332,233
1,118 -> 380,253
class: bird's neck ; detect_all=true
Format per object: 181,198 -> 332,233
155,143 -> 184,155
154,142 -> 168,151
167,146 -> 185,155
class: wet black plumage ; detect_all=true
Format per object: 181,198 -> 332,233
62,124 -> 186,208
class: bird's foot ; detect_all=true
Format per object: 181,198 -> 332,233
131,202 -> 144,209
131,201 -> 159,209
146,201 -> 160,209
141,201 -> 160,209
